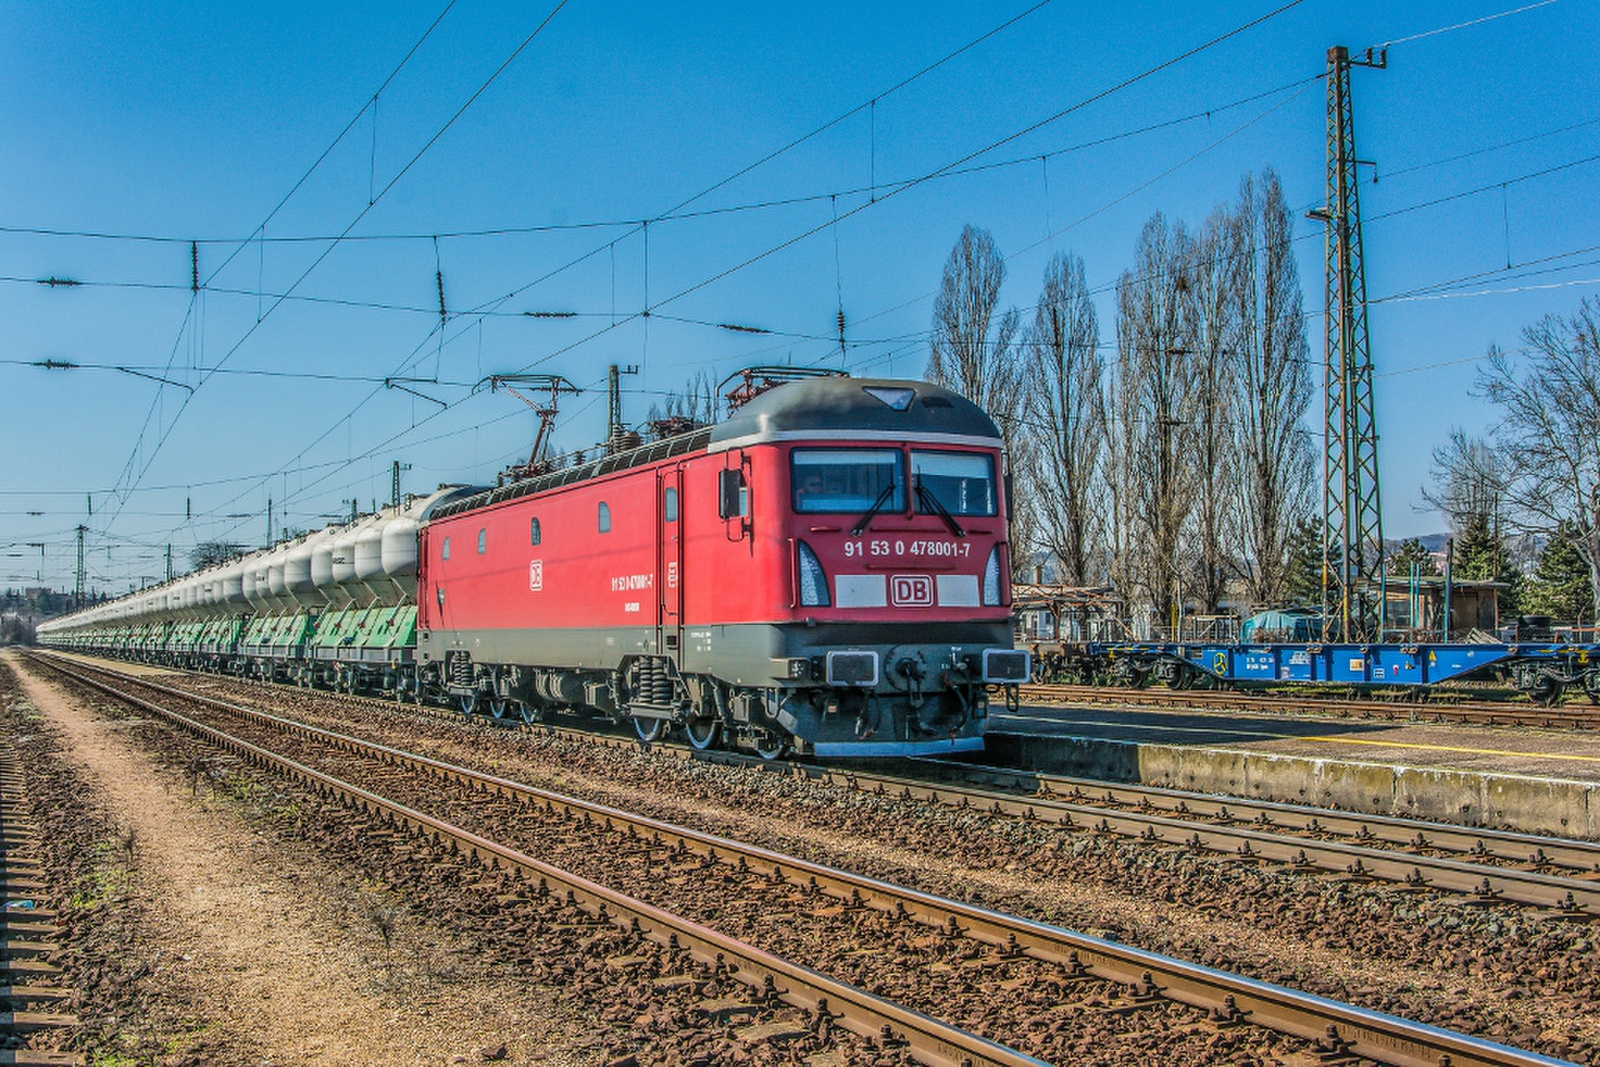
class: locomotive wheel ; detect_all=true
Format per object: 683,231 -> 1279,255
458,693 -> 479,716
488,697 -> 513,721
517,701 -> 543,725
633,716 -> 669,744
752,731 -> 790,761
684,717 -> 722,751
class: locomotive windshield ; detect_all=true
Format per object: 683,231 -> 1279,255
791,448 -> 904,513
911,450 -> 997,516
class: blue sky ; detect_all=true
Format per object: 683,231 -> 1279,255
3,0 -> 1596,592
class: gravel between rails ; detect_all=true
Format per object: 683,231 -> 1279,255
154,686 -> 1317,1064
10,655 -> 902,1067
55,660 -> 1600,1063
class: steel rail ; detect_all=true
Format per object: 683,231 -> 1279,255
917,761 -> 1600,878
45,654 -> 1600,909
0,741 -> 82,1067
811,765 -> 1600,913
36,656 -> 1043,1067
36,654 -> 1574,1067
1018,682 -> 1599,728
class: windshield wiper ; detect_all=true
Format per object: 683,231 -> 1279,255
850,482 -> 898,536
915,478 -> 965,537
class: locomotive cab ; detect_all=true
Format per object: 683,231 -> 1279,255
694,378 -> 1029,755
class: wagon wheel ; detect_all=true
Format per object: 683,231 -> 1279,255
684,716 -> 722,752
458,692 -> 479,716
633,716 -> 669,744
1531,680 -> 1564,707
752,730 -> 790,761
517,701 -> 544,725
488,697 -> 513,721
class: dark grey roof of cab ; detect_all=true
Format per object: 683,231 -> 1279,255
708,377 -> 1001,448
430,378 -> 999,520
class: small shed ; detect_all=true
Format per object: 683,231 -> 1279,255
1381,576 -> 1506,639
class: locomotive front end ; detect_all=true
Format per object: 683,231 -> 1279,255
699,378 -> 1027,757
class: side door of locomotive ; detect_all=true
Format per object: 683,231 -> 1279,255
656,463 -> 685,659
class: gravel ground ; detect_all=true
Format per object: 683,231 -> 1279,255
4,654 -> 905,1067
21,656 -> 1600,1064
191,674 -> 1599,1064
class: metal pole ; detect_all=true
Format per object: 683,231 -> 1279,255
1443,538 -> 1455,641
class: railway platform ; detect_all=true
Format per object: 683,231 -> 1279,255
984,699 -> 1600,839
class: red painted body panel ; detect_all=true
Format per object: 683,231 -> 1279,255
417,440 -> 1010,643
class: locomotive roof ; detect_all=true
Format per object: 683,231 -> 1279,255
708,377 -> 1002,450
429,377 -> 1001,522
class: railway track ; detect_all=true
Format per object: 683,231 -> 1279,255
45,653 -> 1600,913
1017,682 -> 1600,728
48,652 -> 1600,914
30,652 -> 1575,1067
0,741 -> 81,1067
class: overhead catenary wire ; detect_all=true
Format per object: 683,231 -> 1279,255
99,0 -> 572,531
15,3 -> 1585,588
139,0 -> 1100,560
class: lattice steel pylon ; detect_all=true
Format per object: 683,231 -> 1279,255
1315,45 -> 1386,641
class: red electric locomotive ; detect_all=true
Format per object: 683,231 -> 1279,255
416,375 -> 1029,757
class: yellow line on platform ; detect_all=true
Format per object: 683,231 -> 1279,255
1302,735 -> 1600,763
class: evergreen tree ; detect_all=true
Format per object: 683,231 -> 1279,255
1281,519 -> 1329,608
1524,528 -> 1596,623
1389,537 -> 1439,577
1451,514 -> 1522,616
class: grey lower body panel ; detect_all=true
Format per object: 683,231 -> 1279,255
420,619 -> 1012,751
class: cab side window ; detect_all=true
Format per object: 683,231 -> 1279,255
664,487 -> 678,523
530,516 -> 542,545
718,470 -> 748,518
598,501 -> 612,534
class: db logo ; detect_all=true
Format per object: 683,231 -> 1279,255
528,559 -> 543,591
889,574 -> 933,607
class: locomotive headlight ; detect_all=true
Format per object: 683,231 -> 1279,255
797,540 -> 831,607
981,545 -> 1003,606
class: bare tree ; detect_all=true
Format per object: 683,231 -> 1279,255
1023,251 -> 1105,586
1184,204 -> 1242,613
1232,169 -> 1315,608
926,226 -> 1034,571
1424,428 -> 1505,532
189,541 -> 245,571
647,369 -> 720,431
927,226 -> 1021,412
1115,213 -> 1198,626
1475,299 -> 1600,619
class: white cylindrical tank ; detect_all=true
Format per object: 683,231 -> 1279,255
381,517 -> 420,577
266,550 -> 288,604
284,540 -> 319,607
330,531 -> 359,588
221,563 -> 245,605
380,515 -> 421,602
311,535 -> 353,608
